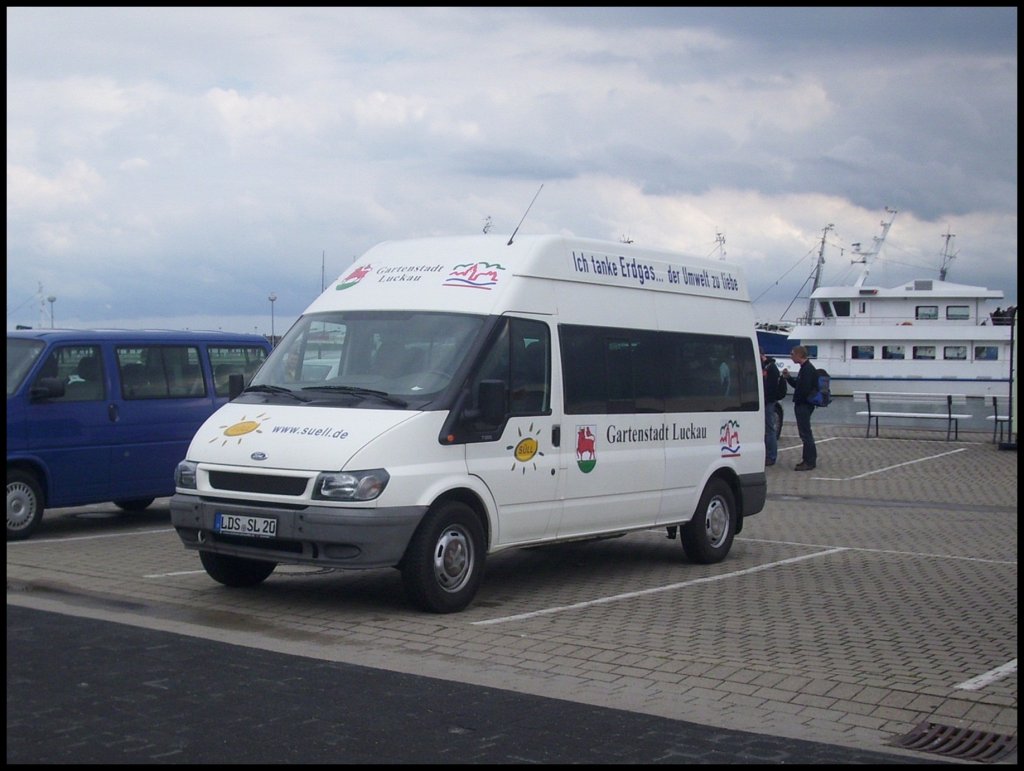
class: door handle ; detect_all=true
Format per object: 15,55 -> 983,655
551,425 -> 560,447
108,402 -> 119,422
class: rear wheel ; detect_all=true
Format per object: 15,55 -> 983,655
199,550 -> 276,587
113,498 -> 155,512
401,501 -> 485,613
7,469 -> 44,541
681,478 -> 736,563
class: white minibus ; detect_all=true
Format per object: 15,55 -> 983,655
171,235 -> 766,612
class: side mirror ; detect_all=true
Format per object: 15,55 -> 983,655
30,377 -> 66,401
476,379 -> 506,426
228,372 -> 245,400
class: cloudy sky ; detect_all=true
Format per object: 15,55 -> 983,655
6,7 -> 1018,335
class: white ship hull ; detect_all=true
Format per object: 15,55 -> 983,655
788,280 -> 1014,399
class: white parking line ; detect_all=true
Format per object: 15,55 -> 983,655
812,447 -> 967,481
779,436 -> 840,453
472,547 -> 847,625
955,658 -> 1018,691
6,528 -> 174,545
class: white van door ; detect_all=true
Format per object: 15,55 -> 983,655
464,317 -> 562,545
556,326 -> 665,537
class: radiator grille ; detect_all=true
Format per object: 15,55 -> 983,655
208,470 -> 308,496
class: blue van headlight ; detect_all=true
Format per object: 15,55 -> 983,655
313,469 -> 389,501
175,460 -> 198,489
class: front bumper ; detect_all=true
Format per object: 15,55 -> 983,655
170,493 -> 428,569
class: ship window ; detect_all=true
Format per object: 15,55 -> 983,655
852,345 -> 874,360
943,345 -> 967,360
882,345 -> 905,360
974,346 -> 998,361
858,301 -> 866,314
818,301 -> 834,318
803,345 -> 817,358
913,346 -> 936,360
946,305 -> 969,320
833,301 -> 851,317
915,306 -> 938,320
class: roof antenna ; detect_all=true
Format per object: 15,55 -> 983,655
507,183 -> 544,245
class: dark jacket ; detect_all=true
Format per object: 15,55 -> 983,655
787,359 -> 817,406
762,357 -> 781,406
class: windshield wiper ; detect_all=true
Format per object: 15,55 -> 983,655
243,384 -> 312,402
301,384 -> 408,407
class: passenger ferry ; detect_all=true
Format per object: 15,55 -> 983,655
786,209 -> 1015,398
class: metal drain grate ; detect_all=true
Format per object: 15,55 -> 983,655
892,722 -> 1017,763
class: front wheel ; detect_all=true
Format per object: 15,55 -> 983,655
7,469 -> 44,541
199,550 -> 276,587
401,501 -> 485,613
681,478 -> 736,563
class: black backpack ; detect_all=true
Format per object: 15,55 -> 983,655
775,370 -> 788,401
808,369 -> 831,407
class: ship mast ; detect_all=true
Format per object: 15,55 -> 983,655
852,206 -> 898,287
805,223 -> 834,323
938,230 -> 957,281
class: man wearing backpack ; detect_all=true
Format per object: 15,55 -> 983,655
760,349 -> 782,466
782,345 -> 817,471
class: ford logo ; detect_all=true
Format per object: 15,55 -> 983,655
250,452 -> 268,461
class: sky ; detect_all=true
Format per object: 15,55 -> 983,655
6,7 -> 1018,336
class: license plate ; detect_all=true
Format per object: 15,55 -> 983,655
214,512 -> 277,538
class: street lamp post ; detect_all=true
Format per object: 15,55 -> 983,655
47,296 -> 56,328
268,293 -> 277,346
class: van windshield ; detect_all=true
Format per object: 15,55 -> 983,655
6,338 -> 45,396
249,311 -> 486,406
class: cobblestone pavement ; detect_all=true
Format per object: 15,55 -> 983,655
7,423 -> 1018,764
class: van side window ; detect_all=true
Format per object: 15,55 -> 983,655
209,345 -> 270,396
117,346 -> 204,399
58,346 -> 105,401
467,318 -> 551,418
562,325 -> 757,415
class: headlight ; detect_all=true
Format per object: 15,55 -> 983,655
175,460 -> 198,489
313,469 -> 390,501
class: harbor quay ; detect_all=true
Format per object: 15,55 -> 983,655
7,418 -> 1018,763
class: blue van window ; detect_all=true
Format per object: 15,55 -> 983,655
209,345 -> 269,397
117,345 -> 204,398
57,346 -> 105,401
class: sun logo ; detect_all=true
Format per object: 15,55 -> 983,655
210,413 -> 271,446
506,424 -> 544,474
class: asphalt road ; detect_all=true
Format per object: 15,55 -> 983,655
7,604 -> 938,764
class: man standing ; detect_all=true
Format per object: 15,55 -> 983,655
760,349 -> 780,466
782,345 -> 817,471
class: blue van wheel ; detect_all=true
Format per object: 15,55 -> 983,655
7,469 -> 44,541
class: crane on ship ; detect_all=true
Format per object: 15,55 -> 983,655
851,206 -> 898,288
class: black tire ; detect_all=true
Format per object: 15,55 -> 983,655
113,498 -> 155,512
7,469 -> 44,541
199,550 -> 276,587
681,478 -> 737,564
774,402 -> 784,439
401,501 -> 485,613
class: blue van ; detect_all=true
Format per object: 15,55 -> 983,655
7,329 -> 271,540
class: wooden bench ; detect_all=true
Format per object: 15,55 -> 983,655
853,391 -> 971,441
987,395 -> 1011,444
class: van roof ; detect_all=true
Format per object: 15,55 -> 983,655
6,328 -> 271,346
304,234 -> 751,317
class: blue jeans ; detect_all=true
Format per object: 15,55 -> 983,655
794,402 -> 816,467
764,402 -> 778,463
